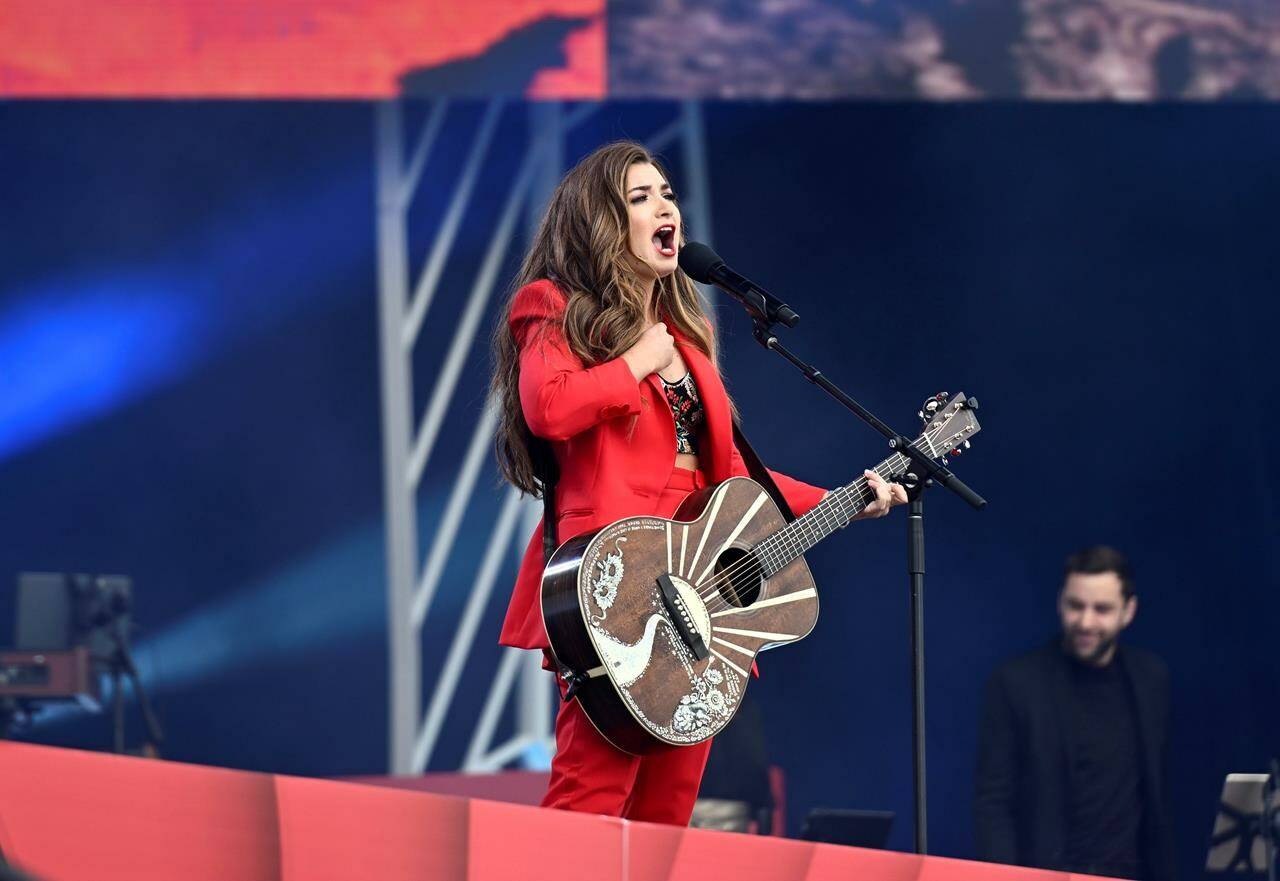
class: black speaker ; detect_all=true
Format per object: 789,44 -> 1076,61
15,573 -> 73,650
13,573 -> 132,655
799,809 -> 894,849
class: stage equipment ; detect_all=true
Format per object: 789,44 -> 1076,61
15,572 -> 130,657
15,573 -> 75,650
1208,766 -> 1280,880
541,395 -> 980,754
0,648 -> 99,705
0,647 -> 100,740
89,576 -> 164,756
800,809 -> 894,849
690,799 -> 757,834
679,244 -> 987,854
4,574 -> 111,736
4,574 -> 162,755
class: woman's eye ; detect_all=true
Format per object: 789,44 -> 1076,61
630,193 -> 676,204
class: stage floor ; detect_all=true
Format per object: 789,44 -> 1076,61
0,743 -> 1116,881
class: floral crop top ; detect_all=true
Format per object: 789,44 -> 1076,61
660,372 -> 705,455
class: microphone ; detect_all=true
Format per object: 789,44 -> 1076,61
678,241 -> 800,328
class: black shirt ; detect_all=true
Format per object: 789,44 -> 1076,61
1064,652 -> 1145,879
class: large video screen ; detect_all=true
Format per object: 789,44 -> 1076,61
609,0 -> 1280,100
2,0 -> 1276,99
0,0 -> 604,98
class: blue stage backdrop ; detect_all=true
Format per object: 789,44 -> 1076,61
1,101 -> 1276,880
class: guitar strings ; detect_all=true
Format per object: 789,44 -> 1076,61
692,438 -> 929,611
692,422 -> 949,608
698,473 -> 888,615
689,421 -> 954,614
699,449 -> 932,613
697,471 -> 888,614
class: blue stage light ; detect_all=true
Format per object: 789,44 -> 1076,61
0,170 -> 372,465
0,279 -> 207,461
26,520 -> 386,730
28,481 -> 508,733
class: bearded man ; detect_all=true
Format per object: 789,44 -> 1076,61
974,546 -> 1177,881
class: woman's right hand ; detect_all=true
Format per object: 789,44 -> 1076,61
622,322 -> 676,381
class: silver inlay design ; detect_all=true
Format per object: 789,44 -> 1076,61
590,536 -> 627,615
672,662 -> 737,735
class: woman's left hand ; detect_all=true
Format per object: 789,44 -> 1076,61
852,469 -> 910,520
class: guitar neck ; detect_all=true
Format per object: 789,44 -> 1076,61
752,439 -> 931,577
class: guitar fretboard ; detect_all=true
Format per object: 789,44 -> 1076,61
751,433 -> 938,578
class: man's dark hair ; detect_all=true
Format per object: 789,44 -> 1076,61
1064,545 -> 1135,600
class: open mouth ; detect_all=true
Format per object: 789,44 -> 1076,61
652,225 -> 677,258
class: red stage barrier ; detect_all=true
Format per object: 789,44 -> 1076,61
345,768 -> 550,805
0,743 -> 1113,881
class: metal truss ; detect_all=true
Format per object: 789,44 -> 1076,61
375,98 -> 714,775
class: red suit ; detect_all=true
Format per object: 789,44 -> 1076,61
498,279 -> 826,824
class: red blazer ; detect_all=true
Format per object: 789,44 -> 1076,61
498,279 -> 827,650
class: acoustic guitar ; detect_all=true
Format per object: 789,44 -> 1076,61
541,392 -> 982,754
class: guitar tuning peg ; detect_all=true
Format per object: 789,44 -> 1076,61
963,441 -> 971,450
950,447 -> 962,457
920,394 -> 945,422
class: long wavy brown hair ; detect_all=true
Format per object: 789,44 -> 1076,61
491,141 -> 717,496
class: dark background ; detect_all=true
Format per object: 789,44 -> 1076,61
1,100 -> 1277,879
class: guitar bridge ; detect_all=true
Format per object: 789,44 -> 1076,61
656,573 -> 710,661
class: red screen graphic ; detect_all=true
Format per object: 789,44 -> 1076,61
0,0 -> 603,98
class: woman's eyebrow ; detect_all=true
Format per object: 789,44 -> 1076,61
627,183 -> 673,193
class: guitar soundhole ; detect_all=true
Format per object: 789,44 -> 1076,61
712,547 -> 763,608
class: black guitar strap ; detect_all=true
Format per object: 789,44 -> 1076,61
731,418 -> 797,523
533,439 -> 561,564
541,491 -> 558,563
539,419 -> 795,564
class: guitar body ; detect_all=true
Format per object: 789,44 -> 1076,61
540,477 -> 819,755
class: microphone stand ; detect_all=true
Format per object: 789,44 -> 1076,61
735,292 -> 986,856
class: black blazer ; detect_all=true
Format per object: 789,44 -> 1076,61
974,642 -> 1176,881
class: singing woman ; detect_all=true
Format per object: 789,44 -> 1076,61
491,140 -> 906,825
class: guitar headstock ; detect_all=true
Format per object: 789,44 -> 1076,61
918,391 -> 982,461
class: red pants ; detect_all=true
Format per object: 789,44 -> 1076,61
541,467 -> 714,825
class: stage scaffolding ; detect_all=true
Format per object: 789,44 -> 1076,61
375,98 -> 714,775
